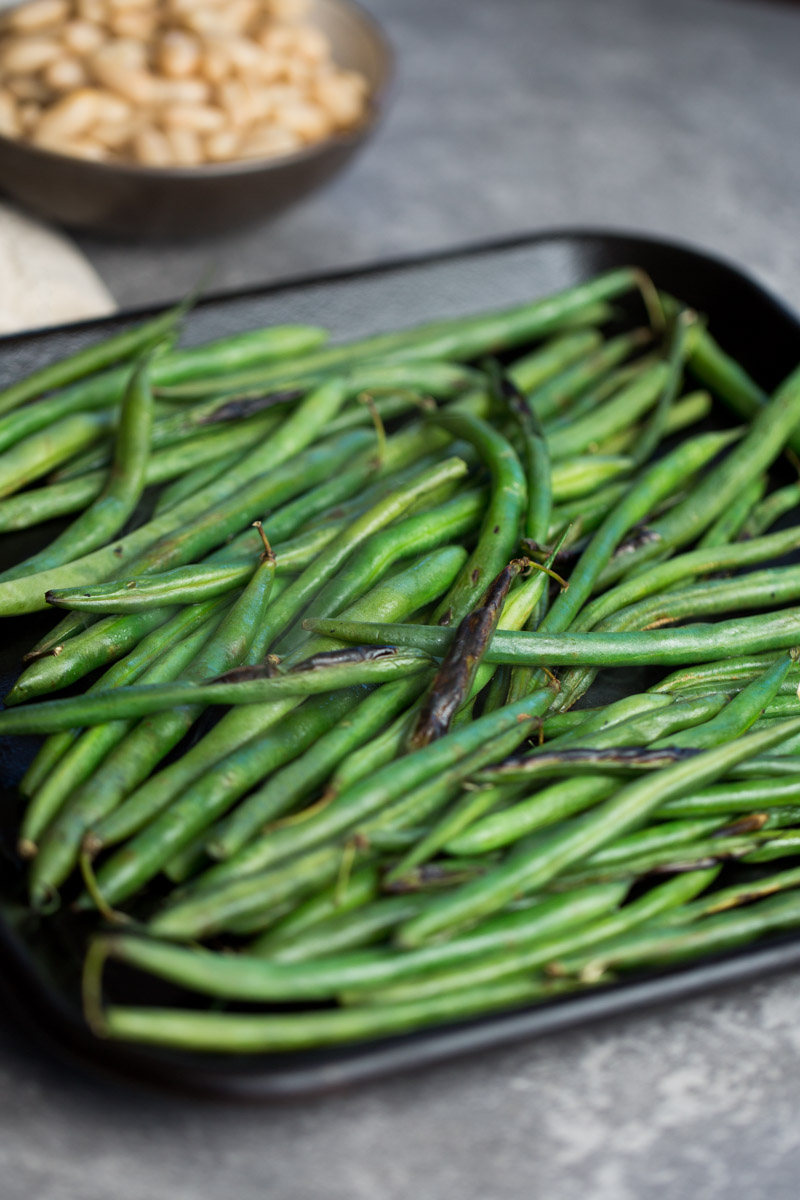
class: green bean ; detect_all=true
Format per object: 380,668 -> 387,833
373,867 -> 723,1005
547,482 -> 629,541
0,651 -> 434,737
19,595 -> 231,841
541,428 -> 741,640
304,605 -> 800,668
477,694 -> 730,786
423,413 -> 526,626
47,560 -> 261,613
487,359 -> 552,544
599,564 -> 800,634
1,358 -> 154,584
0,383 -> 357,616
550,867 -> 800,978
387,782 -> 522,876
250,895 -> 430,962
541,693 -> 676,750
549,456 -> 633,500
448,777 -> 618,857
284,489 -> 484,652
656,864 -> 800,924
655,777 -> 800,818
345,704 -> 552,867
0,324 -> 327,456
84,549 -> 467,905
239,456 -> 469,661
585,815 -> 747,869
572,525 -> 800,635
742,832 -> 800,863
206,611 -> 471,870
546,362 -> 668,460
559,559 -> 800,710
696,474 -> 766,550
0,410 -> 115,499
18,605 -> 226,855
543,357 -> 655,432
397,715 -> 800,946
632,308 -> 693,467
548,890 -> 800,980
89,548 -> 464,851
16,590 -> 237,800
410,559 -> 529,751
598,389 -> 713,456
148,698 -> 555,945
152,447 -> 247,515
103,883 -> 626,1003
88,975 -> 581,1052
525,329 -> 651,421
595,361 -> 800,588
741,482 -> 800,539
29,537 -> 278,906
253,866 -> 381,954
686,322 -> 797,436
650,654 -> 795,750
53,384 -> 290,482
0,300 -> 187,418
6,608 -> 174,706
155,270 -> 642,403
0,412 -> 284,533
506,330 -> 603,394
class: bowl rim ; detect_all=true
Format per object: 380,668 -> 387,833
0,0 -> 395,181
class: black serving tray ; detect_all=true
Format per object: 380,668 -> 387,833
2,229 -> 800,1100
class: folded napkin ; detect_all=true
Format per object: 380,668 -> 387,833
0,202 -> 115,335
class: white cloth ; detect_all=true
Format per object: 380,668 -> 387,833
0,203 -> 115,335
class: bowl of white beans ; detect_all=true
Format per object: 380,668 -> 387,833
0,0 -> 392,236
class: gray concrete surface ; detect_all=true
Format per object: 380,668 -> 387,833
77,0 -> 800,312
5,0 -> 800,1197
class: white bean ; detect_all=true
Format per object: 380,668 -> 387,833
76,0 -> 109,23
93,113 -> 141,149
17,101 -> 42,132
165,125 -> 202,166
293,25 -> 329,64
6,74 -> 51,102
157,78 -> 211,106
89,43 -> 157,103
161,103 -> 226,132
5,0 -> 69,33
0,35 -> 61,73
34,87 -> 105,141
203,127 -> 240,161
62,20 -> 106,55
61,137 -> 106,160
132,126 -> 172,167
238,124 -> 300,159
44,56 -> 88,93
109,10 -> 157,39
157,31 -> 200,79
268,0 -> 312,20
273,98 -> 331,142
200,40 -> 230,84
216,77 -> 262,127
0,88 -> 20,138
314,71 -> 368,127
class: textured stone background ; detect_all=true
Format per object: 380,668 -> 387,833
78,0 -> 800,311
4,0 -> 800,1197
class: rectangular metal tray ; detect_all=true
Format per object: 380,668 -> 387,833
2,229 -> 800,1100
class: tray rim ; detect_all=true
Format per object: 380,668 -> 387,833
1,224 -> 796,347
3,225 -> 800,1100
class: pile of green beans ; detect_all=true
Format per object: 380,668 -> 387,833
3,269 -> 800,1057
